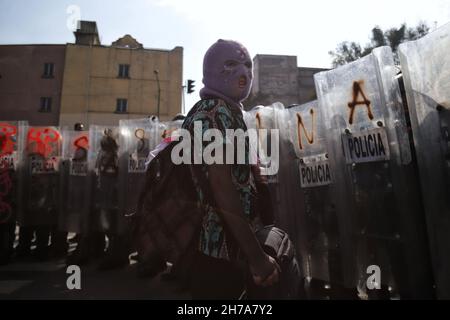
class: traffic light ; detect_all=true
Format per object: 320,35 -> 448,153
74,122 -> 84,131
187,79 -> 195,94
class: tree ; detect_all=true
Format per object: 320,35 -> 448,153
329,22 -> 430,67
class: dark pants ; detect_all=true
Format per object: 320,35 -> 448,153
189,252 -> 245,300
0,222 -> 15,264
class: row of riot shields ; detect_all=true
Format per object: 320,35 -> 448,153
244,24 -> 450,298
314,46 -> 433,299
0,118 -> 184,239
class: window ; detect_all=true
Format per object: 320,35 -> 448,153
43,63 -> 54,78
116,99 -> 128,113
39,97 -> 52,112
118,64 -> 130,78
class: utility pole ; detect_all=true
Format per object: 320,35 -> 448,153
154,69 -> 161,119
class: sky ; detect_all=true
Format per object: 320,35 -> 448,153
1,0 -> 449,113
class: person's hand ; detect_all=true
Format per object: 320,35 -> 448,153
252,254 -> 281,287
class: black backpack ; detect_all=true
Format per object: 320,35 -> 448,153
134,141 -> 202,279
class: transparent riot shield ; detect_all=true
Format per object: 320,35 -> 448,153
244,105 -> 281,183
315,46 -> 433,299
244,104 -> 281,224
19,126 -> 62,227
88,126 -> 120,234
244,103 -> 308,278
119,118 -> 158,222
0,121 -> 26,226
59,129 -> 90,233
399,22 -> 450,299
284,101 -> 343,293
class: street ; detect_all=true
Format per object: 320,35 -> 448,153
0,250 -> 190,299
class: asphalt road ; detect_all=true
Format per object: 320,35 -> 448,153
0,258 -> 190,300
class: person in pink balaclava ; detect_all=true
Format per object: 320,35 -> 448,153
182,39 -> 279,299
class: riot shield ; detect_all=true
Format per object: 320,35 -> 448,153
284,101 -> 343,291
244,104 -> 281,183
315,46 -> 433,299
399,23 -> 450,299
244,103 -> 308,278
0,121 -> 26,225
59,129 -> 90,233
244,104 -> 281,224
88,126 -> 120,234
118,118 -> 158,222
19,126 -> 62,227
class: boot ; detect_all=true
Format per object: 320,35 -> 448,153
97,234 -> 129,270
15,226 -> 33,260
50,229 -> 68,259
91,232 -> 106,258
0,222 -> 15,265
66,232 -> 106,266
66,234 -> 91,266
137,253 -> 167,279
68,233 -> 80,244
34,226 -> 50,261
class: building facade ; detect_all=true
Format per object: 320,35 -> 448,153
244,54 -> 329,110
0,45 -> 66,125
60,21 -> 183,128
0,21 -> 183,128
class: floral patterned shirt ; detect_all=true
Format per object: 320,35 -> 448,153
182,98 -> 257,261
